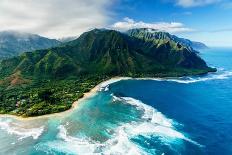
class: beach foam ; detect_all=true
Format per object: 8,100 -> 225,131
138,70 -> 232,84
36,125 -> 102,154
99,77 -> 131,91
35,95 -> 202,154
114,96 -> 202,146
0,118 -> 44,140
100,70 -> 232,91
166,71 -> 232,84
35,123 -> 146,155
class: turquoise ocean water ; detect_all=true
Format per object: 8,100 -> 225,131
0,48 -> 232,155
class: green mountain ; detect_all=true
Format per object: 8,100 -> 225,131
0,31 -> 61,59
0,29 -> 216,117
0,29 -> 214,78
127,28 -> 208,51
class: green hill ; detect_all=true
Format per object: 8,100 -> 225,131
0,29 -> 216,117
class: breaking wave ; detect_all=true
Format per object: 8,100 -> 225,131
99,77 -> 131,91
113,97 -> 202,146
36,123 -> 147,155
0,118 -> 44,140
35,96 -> 202,154
161,70 -> 232,84
99,70 -> 232,92
123,69 -> 231,84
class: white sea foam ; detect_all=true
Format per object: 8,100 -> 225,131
100,70 -> 232,92
36,96 -> 202,154
36,124 -> 146,155
99,77 -> 131,91
135,70 -> 232,84
114,96 -> 202,146
99,84 -> 110,92
0,118 -> 44,140
166,71 -> 232,84
120,97 -> 173,128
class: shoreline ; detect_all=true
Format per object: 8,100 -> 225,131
0,70 -> 224,121
0,77 -> 131,121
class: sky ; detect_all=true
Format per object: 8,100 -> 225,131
0,0 -> 231,47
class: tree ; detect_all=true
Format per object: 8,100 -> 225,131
38,89 -> 53,102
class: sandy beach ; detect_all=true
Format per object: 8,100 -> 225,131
0,77 -> 131,121
0,75 -> 205,121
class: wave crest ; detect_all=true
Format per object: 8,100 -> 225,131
114,96 -> 201,144
98,70 -> 232,94
36,123 -> 146,155
36,96 -> 202,154
162,71 -> 232,84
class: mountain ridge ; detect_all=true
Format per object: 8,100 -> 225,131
0,28 -> 216,117
0,31 -> 61,59
126,28 -> 208,51
0,29 -> 215,79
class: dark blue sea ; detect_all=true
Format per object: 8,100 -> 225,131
0,48 -> 232,155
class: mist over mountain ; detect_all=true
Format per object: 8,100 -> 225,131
0,31 -> 61,59
58,36 -> 78,43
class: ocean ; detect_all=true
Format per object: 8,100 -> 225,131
0,48 -> 232,155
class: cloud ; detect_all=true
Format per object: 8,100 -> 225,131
176,0 -> 220,7
0,0 -> 114,38
111,17 -> 194,33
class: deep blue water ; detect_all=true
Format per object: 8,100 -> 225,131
0,48 -> 232,155
108,48 -> 232,155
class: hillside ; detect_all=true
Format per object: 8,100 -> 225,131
127,28 -> 208,51
0,29 -> 214,78
0,31 -> 61,59
0,29 -> 216,117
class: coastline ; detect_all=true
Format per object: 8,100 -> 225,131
0,70 -> 223,121
0,77 -> 131,121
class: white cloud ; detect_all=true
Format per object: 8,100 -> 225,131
111,17 -> 194,33
0,0 -> 114,38
176,0 -> 220,7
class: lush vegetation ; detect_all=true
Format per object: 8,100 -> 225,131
0,75 -> 108,117
127,28 -> 208,50
0,29 -> 216,117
